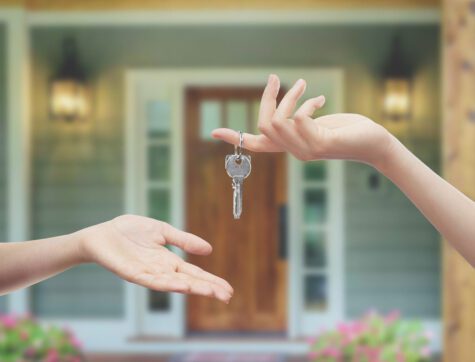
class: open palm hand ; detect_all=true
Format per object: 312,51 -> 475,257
77,214 -> 233,303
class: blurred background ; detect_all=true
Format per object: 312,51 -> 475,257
0,0 -> 461,361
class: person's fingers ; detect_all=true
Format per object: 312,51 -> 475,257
178,262 -> 233,294
294,96 -> 326,121
132,272 -> 190,293
256,75 -> 290,150
258,74 -> 280,128
292,96 -> 327,150
273,79 -> 307,120
211,128 -> 283,152
160,222 -> 212,255
271,121 -> 305,156
133,271 -> 231,303
174,272 -> 232,303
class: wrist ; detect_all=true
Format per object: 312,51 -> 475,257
373,132 -> 406,177
67,229 -> 91,265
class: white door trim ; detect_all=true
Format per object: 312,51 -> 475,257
0,8 -> 31,314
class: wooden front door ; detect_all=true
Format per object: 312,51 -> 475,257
186,87 -> 287,332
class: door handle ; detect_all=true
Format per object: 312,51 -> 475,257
278,205 -> 288,260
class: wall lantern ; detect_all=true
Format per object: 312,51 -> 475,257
50,38 -> 89,122
382,36 -> 412,123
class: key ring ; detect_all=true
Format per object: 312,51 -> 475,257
234,131 -> 244,160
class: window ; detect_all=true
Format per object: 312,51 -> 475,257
146,101 -> 172,312
302,162 -> 329,312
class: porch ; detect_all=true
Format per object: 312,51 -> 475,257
1,0 -> 471,361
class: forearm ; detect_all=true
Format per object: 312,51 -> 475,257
377,136 -> 475,265
0,233 -> 86,295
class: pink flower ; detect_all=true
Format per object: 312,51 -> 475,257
23,347 -> 36,358
385,310 -> 401,325
306,336 -> 317,344
308,351 -> 320,359
0,315 -> 17,328
396,351 -> 406,362
70,335 -> 83,349
322,346 -> 342,358
20,329 -> 29,341
46,349 -> 59,362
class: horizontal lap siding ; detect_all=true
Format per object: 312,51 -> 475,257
30,134 -> 124,317
30,265 -> 122,317
30,32 -> 125,317
345,160 -> 441,319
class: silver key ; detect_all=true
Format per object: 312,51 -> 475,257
225,153 -> 252,219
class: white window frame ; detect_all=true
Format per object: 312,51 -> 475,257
125,67 -> 345,338
288,159 -> 345,337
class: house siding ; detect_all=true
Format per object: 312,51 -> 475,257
30,25 -> 440,320
345,161 -> 441,318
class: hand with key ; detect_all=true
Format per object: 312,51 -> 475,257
212,74 -> 393,171
212,73 -> 475,268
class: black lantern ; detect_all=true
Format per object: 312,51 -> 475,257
382,36 -> 412,122
50,37 -> 89,122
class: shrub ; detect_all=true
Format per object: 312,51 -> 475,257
308,311 -> 432,362
0,314 -> 83,362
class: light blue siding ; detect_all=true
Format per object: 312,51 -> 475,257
345,162 -> 441,318
30,25 -> 440,319
31,264 -> 122,317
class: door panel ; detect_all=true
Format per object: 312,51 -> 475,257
185,87 -> 287,332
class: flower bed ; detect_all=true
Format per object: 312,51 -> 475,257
308,311 -> 432,362
0,314 -> 83,362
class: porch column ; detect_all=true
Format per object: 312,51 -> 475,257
6,7 -> 30,314
443,0 -> 475,361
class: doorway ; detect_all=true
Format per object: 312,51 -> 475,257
185,87 -> 287,332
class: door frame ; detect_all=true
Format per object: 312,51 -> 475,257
125,67 -> 345,338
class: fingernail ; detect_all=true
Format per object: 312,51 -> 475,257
295,78 -> 305,87
268,74 -> 276,84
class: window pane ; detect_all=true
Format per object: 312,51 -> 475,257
147,101 -> 170,137
200,101 -> 221,140
148,190 -> 171,222
226,101 -> 248,132
148,145 -> 170,181
305,275 -> 327,311
149,290 -> 170,312
304,231 -> 326,267
304,189 -> 327,223
304,162 -> 326,181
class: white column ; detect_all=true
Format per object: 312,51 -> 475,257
4,8 -> 31,314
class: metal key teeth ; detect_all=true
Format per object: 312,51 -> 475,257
232,179 -> 243,219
